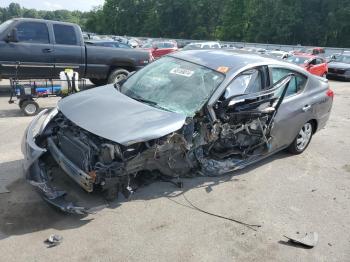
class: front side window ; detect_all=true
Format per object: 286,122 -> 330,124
121,57 -> 224,116
155,42 -> 165,48
224,69 -> 263,99
271,68 -> 307,97
16,22 -> 49,43
163,42 -> 175,48
316,58 -> 324,64
53,24 -> 77,45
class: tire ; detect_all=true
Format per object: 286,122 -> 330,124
107,68 -> 130,84
21,100 -> 39,116
287,121 -> 313,154
89,78 -> 107,86
18,98 -> 25,108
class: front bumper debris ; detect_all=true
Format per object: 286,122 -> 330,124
22,109 -> 90,214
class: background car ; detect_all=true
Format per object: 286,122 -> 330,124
141,41 -> 178,59
287,54 -> 328,77
327,53 -> 350,80
293,47 -> 326,57
85,40 -> 132,48
267,50 -> 290,59
183,41 -> 221,50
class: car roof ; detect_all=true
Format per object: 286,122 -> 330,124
292,53 -> 317,58
170,50 -> 280,73
12,17 -> 77,26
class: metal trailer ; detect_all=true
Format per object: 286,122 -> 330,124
8,72 -> 86,116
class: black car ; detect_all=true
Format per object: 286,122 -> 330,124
327,54 -> 350,80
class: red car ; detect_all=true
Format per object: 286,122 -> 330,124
293,47 -> 325,56
142,41 -> 178,59
287,54 -> 328,77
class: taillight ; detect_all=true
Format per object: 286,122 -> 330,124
326,88 -> 334,98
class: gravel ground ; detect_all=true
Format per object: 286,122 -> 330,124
0,80 -> 349,262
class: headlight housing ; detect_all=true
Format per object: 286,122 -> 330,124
39,107 -> 58,134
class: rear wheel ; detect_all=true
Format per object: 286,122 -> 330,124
107,68 -> 130,84
288,122 -> 313,154
21,100 -> 39,116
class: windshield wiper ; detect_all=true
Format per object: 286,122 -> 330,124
130,95 -> 172,112
130,95 -> 158,106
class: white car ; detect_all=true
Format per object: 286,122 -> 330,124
267,50 -> 290,59
183,41 -> 221,50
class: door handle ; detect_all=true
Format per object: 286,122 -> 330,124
302,105 -> 311,112
42,48 -> 53,53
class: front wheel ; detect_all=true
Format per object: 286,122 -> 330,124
287,122 -> 313,154
107,68 -> 130,84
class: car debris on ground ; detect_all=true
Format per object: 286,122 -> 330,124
283,232 -> 319,248
44,234 -> 63,248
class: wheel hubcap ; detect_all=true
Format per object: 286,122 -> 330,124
114,74 -> 127,84
25,104 -> 37,114
296,123 -> 312,151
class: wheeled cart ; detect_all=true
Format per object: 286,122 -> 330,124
8,75 -> 86,116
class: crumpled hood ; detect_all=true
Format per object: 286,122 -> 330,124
58,85 -> 186,146
328,62 -> 350,69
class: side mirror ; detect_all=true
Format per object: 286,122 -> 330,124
6,28 -> 18,42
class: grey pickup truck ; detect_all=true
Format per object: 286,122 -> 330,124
0,18 -> 152,85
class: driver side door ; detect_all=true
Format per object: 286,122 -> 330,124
0,21 -> 54,79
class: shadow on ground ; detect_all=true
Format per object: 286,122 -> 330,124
0,150 -> 293,239
0,106 -> 55,118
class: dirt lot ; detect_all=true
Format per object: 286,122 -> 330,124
0,80 -> 349,262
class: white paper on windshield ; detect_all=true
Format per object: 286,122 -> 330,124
170,68 -> 194,77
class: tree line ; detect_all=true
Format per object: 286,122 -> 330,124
0,3 -> 90,30
1,1 -> 350,47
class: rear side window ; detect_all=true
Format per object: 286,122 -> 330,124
53,24 -> 77,45
271,68 -> 307,97
16,22 -> 49,44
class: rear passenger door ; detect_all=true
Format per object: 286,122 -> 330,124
268,67 -> 311,149
52,23 -> 84,78
0,21 -> 54,78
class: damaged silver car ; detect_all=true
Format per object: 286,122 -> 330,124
22,50 -> 333,213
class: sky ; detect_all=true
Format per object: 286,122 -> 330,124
0,0 -> 105,12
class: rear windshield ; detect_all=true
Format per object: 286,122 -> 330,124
334,55 -> 350,64
0,20 -> 13,34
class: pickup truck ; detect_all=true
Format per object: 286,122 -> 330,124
0,18 -> 152,85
